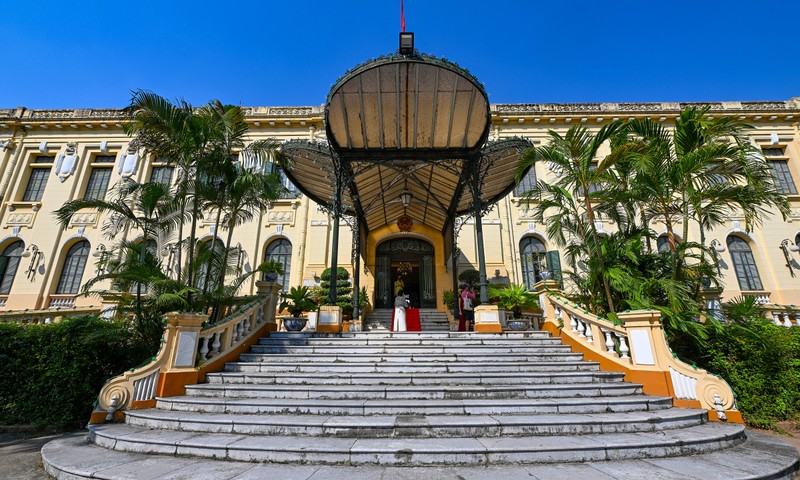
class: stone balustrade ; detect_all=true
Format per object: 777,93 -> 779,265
0,306 -> 101,324
541,288 -> 741,423
90,281 -> 281,424
762,304 -> 800,327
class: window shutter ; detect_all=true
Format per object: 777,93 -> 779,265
545,250 -> 562,285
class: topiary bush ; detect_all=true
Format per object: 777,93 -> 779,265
0,315 -> 154,427
320,267 -> 353,315
458,268 -> 480,287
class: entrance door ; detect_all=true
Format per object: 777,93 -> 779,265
375,238 -> 436,309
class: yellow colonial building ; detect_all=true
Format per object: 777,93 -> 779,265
0,98 -> 799,317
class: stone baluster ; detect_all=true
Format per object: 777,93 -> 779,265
618,335 -> 630,359
237,319 -> 245,340
198,336 -> 210,360
209,332 -> 221,357
554,306 -> 562,319
602,329 -> 614,353
782,313 -> 793,328
569,314 -> 578,332
576,319 -> 586,338
584,322 -> 593,344
773,312 -> 782,325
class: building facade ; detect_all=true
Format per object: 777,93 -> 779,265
0,99 -> 798,314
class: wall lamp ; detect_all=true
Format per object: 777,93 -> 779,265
161,243 -> 178,277
710,239 -> 726,253
780,239 -> 800,277
92,244 -> 109,276
22,244 -> 43,280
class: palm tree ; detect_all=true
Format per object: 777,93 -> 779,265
517,123 -> 626,314
625,108 -> 789,279
54,180 -> 179,321
124,92 -> 284,308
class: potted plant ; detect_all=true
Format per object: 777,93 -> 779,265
278,286 -> 318,331
489,284 -> 540,330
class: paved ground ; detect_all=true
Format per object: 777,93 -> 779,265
0,432 -> 65,480
5,425 -> 800,479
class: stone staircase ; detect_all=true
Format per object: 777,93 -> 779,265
365,308 -> 450,331
42,331 -> 800,479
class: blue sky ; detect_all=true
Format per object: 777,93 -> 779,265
2,1 -> 798,109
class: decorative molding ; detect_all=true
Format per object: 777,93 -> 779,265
267,210 -> 294,224
68,212 -> 99,228
54,142 -> 79,182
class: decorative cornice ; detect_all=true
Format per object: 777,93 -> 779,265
2,98 -> 798,124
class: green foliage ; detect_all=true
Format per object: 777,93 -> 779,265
358,286 -> 370,312
442,289 -> 457,310
489,284 -> 540,318
0,316 -> 154,427
458,269 -> 480,287
320,267 -> 353,315
692,316 -> 800,428
279,286 -> 318,317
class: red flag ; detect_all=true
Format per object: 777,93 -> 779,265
401,0 -> 405,32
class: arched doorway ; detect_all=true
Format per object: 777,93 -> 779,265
375,238 -> 436,309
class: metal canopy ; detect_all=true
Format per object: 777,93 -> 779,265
280,52 -> 531,236
326,54 -> 490,156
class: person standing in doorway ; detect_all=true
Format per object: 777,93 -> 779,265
461,284 -> 475,332
393,289 -> 407,332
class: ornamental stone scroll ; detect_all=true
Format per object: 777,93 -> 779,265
54,142 -> 79,182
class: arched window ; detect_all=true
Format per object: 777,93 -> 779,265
265,238 -> 292,291
0,240 -> 24,294
727,236 -> 764,291
657,235 -> 671,254
56,240 -> 90,294
520,236 -> 547,290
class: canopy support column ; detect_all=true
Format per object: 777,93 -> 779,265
451,226 -> 460,320
352,217 -> 361,320
470,164 -> 489,304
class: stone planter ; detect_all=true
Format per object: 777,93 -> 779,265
506,319 -> 531,331
283,317 -> 308,332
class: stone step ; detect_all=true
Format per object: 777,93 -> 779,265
224,360 -> 600,374
205,370 -> 626,386
86,422 -> 746,466
249,345 -> 572,354
265,332 -> 552,340
258,334 -> 557,345
236,352 -> 585,363
124,408 -> 706,437
155,394 -> 673,416
183,382 -> 643,400
43,431 -> 800,480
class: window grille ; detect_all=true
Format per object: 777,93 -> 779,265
265,238 -> 292,291
0,240 -> 24,294
727,236 -> 764,291
767,160 -> 797,195
56,240 -> 90,294
513,166 -> 537,196
150,166 -> 174,186
23,168 -> 50,201
84,168 -> 112,200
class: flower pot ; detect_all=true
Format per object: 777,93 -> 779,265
506,320 -> 531,331
283,317 -> 308,332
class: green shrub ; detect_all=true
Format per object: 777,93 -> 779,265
691,318 -> 800,429
0,316 -> 153,427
